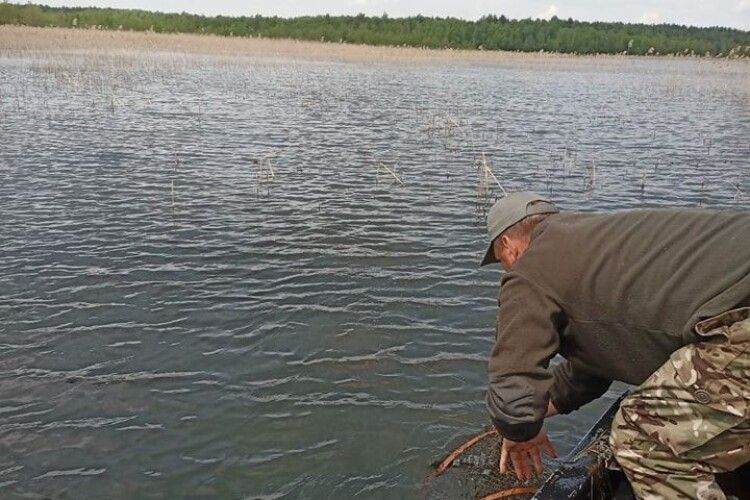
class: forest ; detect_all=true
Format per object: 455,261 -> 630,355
1,2 -> 749,57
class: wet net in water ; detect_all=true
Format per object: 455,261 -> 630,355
423,427 -> 552,500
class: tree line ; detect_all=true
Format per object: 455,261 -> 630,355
2,3 -> 749,57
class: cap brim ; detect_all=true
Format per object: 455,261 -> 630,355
480,242 -> 498,267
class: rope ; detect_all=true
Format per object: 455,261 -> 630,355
480,486 -> 538,499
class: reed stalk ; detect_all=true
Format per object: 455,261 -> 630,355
376,162 -> 405,186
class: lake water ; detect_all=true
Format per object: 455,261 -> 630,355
1,49 -> 748,499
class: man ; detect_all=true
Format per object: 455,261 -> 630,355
481,192 -> 750,499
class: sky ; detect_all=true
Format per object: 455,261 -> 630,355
39,0 -> 750,30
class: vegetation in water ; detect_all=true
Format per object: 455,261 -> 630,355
1,2 -> 750,57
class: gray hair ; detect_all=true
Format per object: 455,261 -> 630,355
501,214 -> 550,241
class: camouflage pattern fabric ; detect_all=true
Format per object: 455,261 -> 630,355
610,307 -> 750,500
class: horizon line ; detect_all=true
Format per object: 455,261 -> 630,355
18,3 -> 750,33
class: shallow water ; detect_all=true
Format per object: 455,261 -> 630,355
0,50 -> 748,499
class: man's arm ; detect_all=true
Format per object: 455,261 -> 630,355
549,360 -> 612,414
486,272 -> 566,442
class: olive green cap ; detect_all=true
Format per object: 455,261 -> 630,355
480,192 -> 559,266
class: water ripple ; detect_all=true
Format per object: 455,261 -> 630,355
0,49 -> 747,498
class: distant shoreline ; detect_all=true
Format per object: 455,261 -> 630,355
3,26 -> 749,67
2,3 -> 749,58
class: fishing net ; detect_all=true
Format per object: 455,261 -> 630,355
422,395 -> 651,499
423,427 -> 551,500
424,424 -> 617,500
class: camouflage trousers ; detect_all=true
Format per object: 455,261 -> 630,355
610,307 -> 750,500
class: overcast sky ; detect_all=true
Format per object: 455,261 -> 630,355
40,1 -> 750,30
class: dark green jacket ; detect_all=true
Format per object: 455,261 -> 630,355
487,209 -> 750,441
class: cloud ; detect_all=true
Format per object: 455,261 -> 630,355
535,4 -> 558,20
737,0 -> 750,11
639,11 -> 661,24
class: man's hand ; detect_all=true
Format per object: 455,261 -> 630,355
499,430 -> 557,481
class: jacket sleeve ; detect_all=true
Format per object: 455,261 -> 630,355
486,272 -> 566,442
549,360 -> 612,414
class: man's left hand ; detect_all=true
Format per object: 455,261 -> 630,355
499,430 -> 557,481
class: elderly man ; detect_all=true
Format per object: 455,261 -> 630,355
481,192 -> 750,499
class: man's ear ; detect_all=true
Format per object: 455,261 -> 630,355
500,234 -> 511,249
